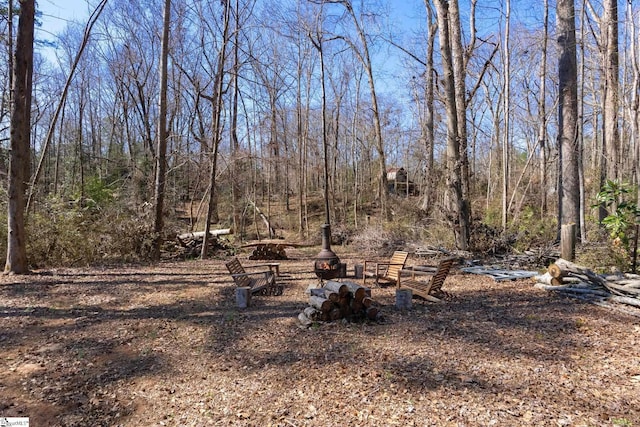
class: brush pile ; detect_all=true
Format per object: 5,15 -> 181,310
534,258 -> 640,314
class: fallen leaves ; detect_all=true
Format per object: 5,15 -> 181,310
0,257 -> 639,426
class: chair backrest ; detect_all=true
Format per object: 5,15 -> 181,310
225,258 -> 251,287
386,251 -> 409,281
429,257 -> 456,293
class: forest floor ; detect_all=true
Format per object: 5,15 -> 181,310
0,247 -> 639,427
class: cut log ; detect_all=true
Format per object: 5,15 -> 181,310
309,288 -> 325,297
343,281 -> 368,302
329,308 -> 342,321
235,286 -> 251,308
298,311 -> 313,326
366,306 -> 379,320
324,281 -> 349,297
548,259 -> 609,288
302,281 -> 381,323
534,272 -> 580,286
304,306 -> 319,319
309,295 -> 333,312
324,290 -> 340,303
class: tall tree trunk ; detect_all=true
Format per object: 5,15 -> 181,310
309,22 -> 331,225
602,0 -> 620,185
420,0 -> 436,214
450,0 -> 472,228
539,0 -> 549,217
5,0 -> 35,274
557,0 -> 581,237
501,0 -> 511,231
628,0 -> 640,198
153,0 -> 171,261
230,0 -> 241,236
433,0 -> 469,251
201,0 -> 231,259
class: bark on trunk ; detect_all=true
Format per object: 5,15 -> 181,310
5,0 -> 35,274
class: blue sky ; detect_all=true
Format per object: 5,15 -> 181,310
37,0 -> 91,38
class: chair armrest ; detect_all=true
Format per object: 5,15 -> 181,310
399,268 -> 435,279
231,271 -> 272,279
246,263 -> 280,276
409,265 -> 437,273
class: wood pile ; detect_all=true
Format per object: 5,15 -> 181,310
298,281 -> 379,326
170,229 -> 232,259
248,243 -> 288,260
534,258 -> 640,315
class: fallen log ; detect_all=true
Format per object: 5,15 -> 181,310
534,283 -> 610,297
608,295 -> 640,308
177,229 -> 232,240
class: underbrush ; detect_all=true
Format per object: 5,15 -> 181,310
18,198 -> 161,268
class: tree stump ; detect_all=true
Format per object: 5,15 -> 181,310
561,223 -> 576,261
236,286 -> 251,308
395,288 -> 413,310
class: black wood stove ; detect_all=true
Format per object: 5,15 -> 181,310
314,223 -> 342,280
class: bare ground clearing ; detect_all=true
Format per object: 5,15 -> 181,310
1,249 -> 639,426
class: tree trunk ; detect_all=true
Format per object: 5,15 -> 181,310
433,0 -> 469,251
5,0 -> 35,274
501,0 -> 511,231
602,0 -> 620,185
539,0 -> 549,217
153,0 -> 171,261
420,1 -> 436,214
202,0 -> 231,259
557,0 -> 581,238
450,0 -> 472,231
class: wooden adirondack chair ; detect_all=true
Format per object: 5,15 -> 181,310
362,251 -> 409,287
397,257 -> 457,302
225,258 -> 283,296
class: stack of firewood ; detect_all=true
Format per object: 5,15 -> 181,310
248,243 -> 288,260
298,281 -> 379,325
534,258 -> 640,314
170,230 -> 232,259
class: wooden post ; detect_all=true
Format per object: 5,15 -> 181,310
235,287 -> 251,308
354,264 -> 363,279
560,223 -> 576,261
632,224 -> 639,274
395,289 -> 413,310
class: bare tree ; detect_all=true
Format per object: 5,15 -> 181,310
420,0 -> 437,214
330,0 -> 391,221
201,0 -> 231,258
152,0 -> 171,261
628,0 -> 640,198
5,0 -> 34,274
501,0 -> 511,231
602,0 -> 620,186
539,0 -> 550,217
557,0 -> 581,236
432,0 -> 469,250
25,0 -> 108,213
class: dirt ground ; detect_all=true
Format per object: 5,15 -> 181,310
1,248 -> 639,427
